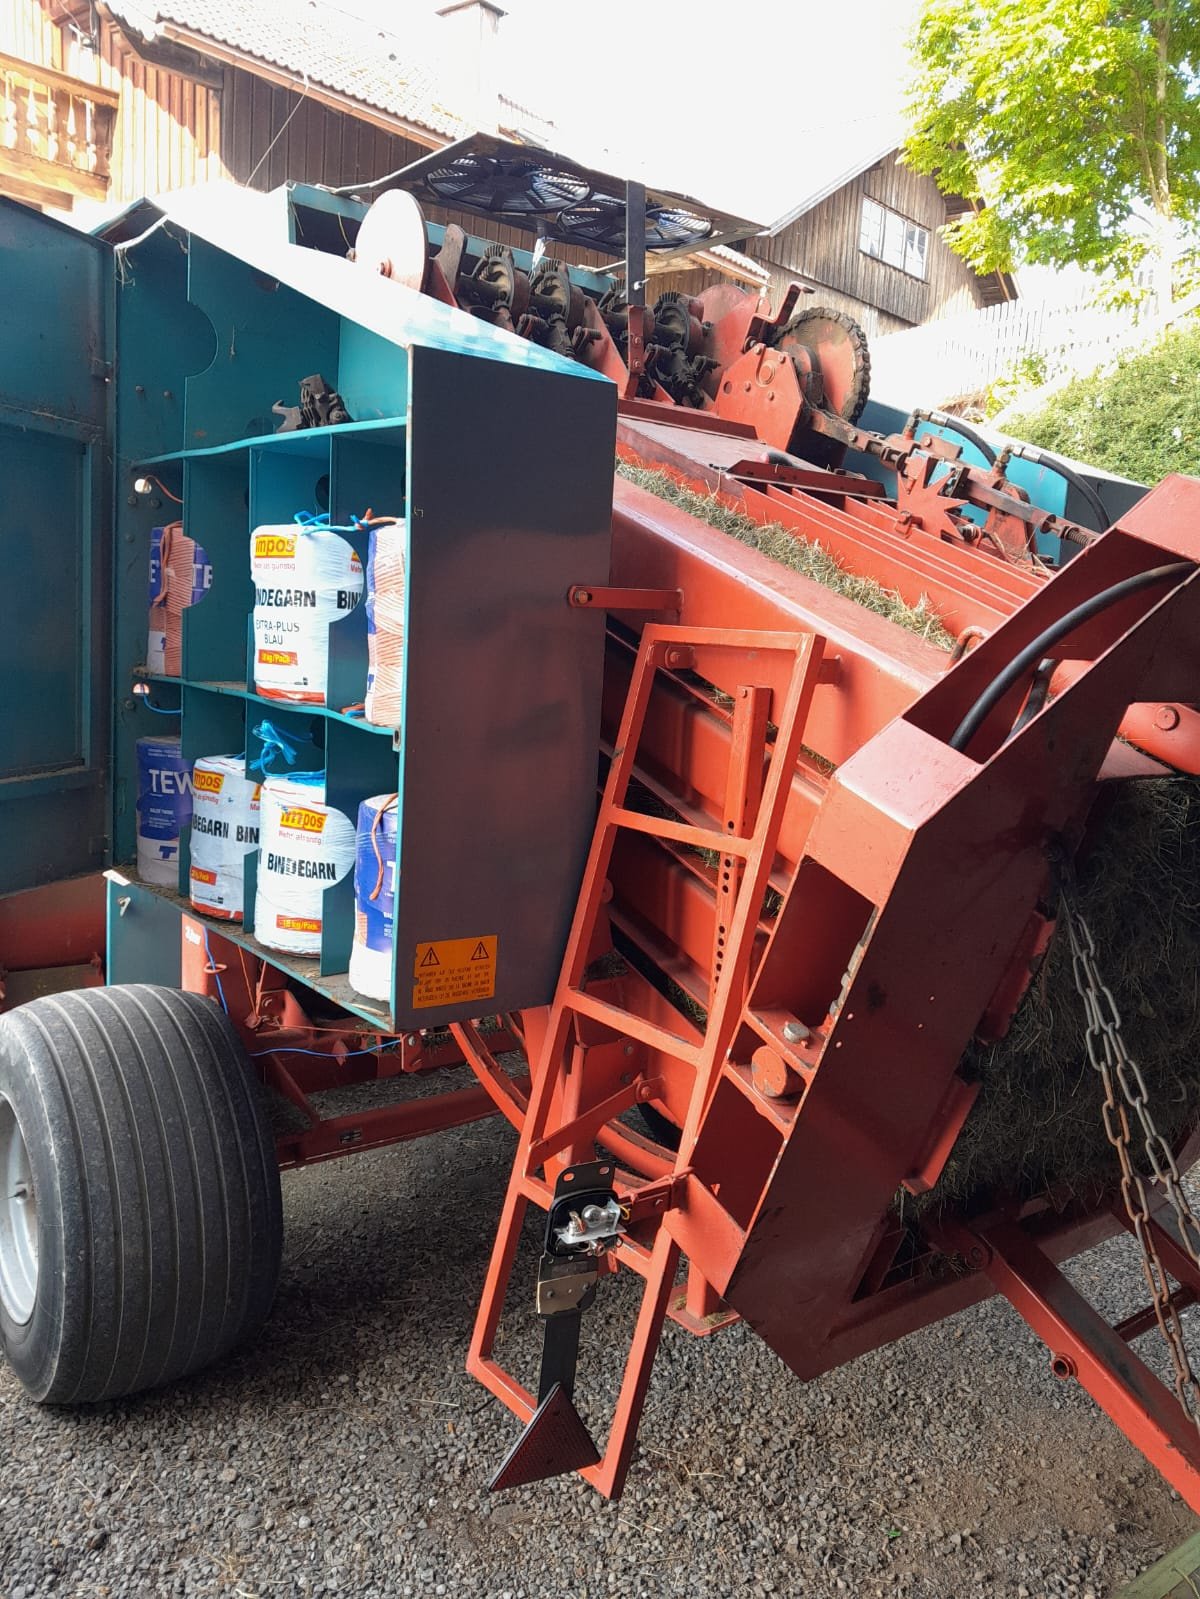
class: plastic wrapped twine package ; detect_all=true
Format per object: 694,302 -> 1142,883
363,516 -> 405,727
148,522 -> 212,676
349,794 -> 398,1000
255,772 -> 355,957
189,755 -> 261,921
136,735 -> 192,886
251,514 -> 363,704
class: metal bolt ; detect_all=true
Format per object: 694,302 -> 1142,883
1050,1352 -> 1076,1381
406,1034 -> 418,1047
622,1042 -> 635,1056
782,1019 -> 810,1043
1155,704 -> 1181,732
574,588 -> 592,605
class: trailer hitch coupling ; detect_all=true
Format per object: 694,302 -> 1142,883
489,1161 -> 620,1490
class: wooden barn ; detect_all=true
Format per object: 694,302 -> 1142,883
653,134 -> 1017,336
0,0 -> 619,269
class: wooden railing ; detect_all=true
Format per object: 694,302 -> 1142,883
0,51 -> 119,209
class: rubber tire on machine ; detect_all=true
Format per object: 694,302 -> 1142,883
0,984 -> 283,1404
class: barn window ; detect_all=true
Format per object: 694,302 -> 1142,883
859,198 -> 928,280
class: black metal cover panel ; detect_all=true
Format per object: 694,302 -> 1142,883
392,343 -> 616,1028
365,132 -> 763,259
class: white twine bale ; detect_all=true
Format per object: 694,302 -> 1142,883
252,517 -> 363,705
189,754 -> 261,922
255,772 -> 355,957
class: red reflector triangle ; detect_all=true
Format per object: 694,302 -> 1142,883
489,1383 -> 600,1491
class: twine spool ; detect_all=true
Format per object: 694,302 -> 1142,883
252,516 -> 363,705
362,515 -> 405,727
255,772 -> 355,957
148,523 -> 211,676
189,754 -> 261,921
349,793 -> 398,1000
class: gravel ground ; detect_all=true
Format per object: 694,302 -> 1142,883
1,1094 -> 1197,1599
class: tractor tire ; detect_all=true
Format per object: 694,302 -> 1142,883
0,984 -> 282,1404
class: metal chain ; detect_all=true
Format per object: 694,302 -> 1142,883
1061,878 -> 1200,1424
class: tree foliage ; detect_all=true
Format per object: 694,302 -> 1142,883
904,0 -> 1200,281
1001,319 -> 1200,481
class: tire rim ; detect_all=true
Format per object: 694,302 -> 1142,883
0,1095 -> 37,1325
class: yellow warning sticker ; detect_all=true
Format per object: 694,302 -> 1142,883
412,935 -> 498,1009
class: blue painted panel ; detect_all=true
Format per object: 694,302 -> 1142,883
184,237 -> 342,449
183,454 -> 254,685
337,322 -> 409,422
156,185 -> 610,382
106,875 -> 182,987
860,397 -> 1071,519
0,426 -> 86,773
0,201 -> 111,895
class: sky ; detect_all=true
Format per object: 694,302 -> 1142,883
339,0 -> 921,226
313,0 -> 1088,303
492,0 -> 921,225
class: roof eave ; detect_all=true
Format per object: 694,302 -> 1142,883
151,20 -> 459,151
764,142 -> 902,237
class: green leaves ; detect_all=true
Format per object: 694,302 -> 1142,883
1002,319 -> 1200,482
904,0 -> 1200,283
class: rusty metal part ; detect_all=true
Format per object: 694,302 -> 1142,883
457,472 -> 1200,1509
652,291 -> 705,358
470,623 -> 827,1497
1062,882 -> 1200,1424
458,243 -> 530,327
528,258 -> 585,330
768,306 -> 871,464
516,311 -> 574,357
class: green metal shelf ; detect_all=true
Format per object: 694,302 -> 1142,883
113,869 -> 394,1031
134,671 -> 398,738
136,417 -> 407,466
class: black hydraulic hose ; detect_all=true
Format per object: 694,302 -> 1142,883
948,562 -> 1195,754
913,409 -> 997,467
1019,445 -> 1111,532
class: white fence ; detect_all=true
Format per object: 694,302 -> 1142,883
868,297 -> 1151,408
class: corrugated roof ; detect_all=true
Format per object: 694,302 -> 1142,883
103,0 -> 466,139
